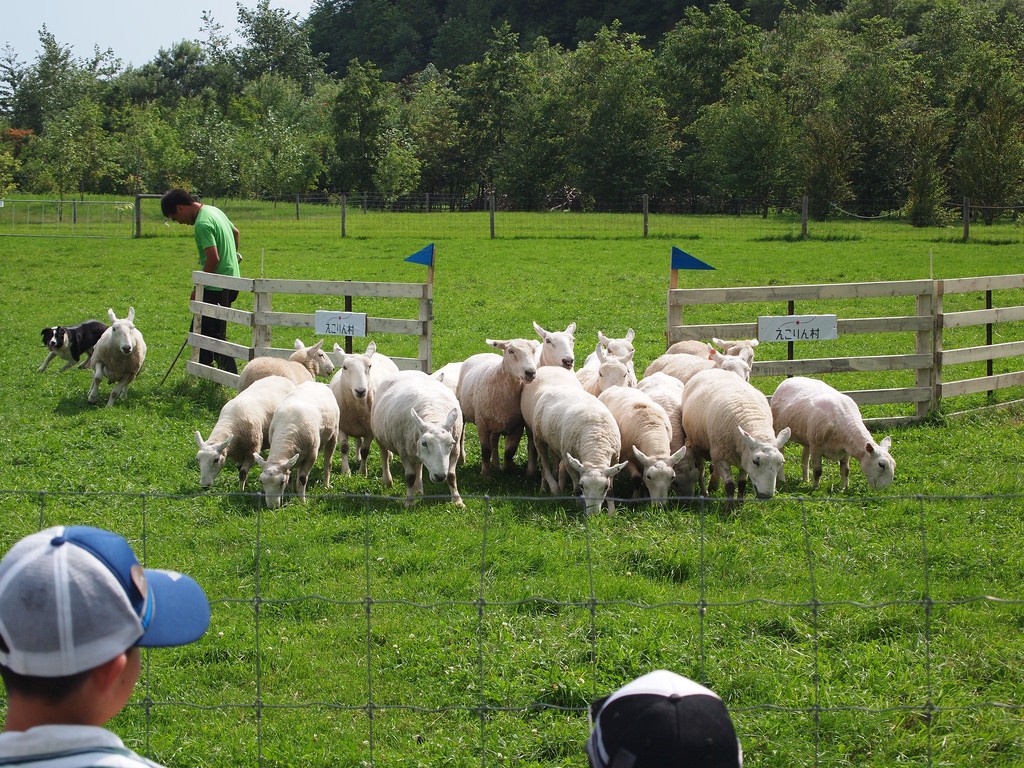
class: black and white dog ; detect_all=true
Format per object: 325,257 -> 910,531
39,320 -> 109,372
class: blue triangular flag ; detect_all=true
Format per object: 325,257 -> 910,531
671,246 -> 715,271
405,243 -> 435,267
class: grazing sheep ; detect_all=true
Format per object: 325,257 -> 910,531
637,372 -> 701,496
644,348 -> 751,383
577,344 -> 633,396
523,378 -> 627,514
194,375 -> 297,490
253,381 -> 339,508
237,339 -> 334,392
87,307 -> 147,407
329,341 -> 401,475
533,321 -> 576,370
599,386 -> 687,504
371,370 -> 465,507
770,376 -> 895,490
681,368 -> 791,501
583,329 -> 638,386
665,339 -> 714,356
457,338 -> 538,476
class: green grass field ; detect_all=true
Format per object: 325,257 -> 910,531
1,204 -> 1023,767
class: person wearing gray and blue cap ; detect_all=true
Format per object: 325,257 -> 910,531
0,525 -> 210,767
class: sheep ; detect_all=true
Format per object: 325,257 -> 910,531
680,368 -> 791,501
87,307 -> 147,407
457,338 -> 538,476
237,339 -> 335,392
583,329 -> 638,386
770,376 -> 895,491
371,370 -> 465,507
665,340 -> 715,356
576,344 -> 633,396
252,381 -> 339,508
644,348 -> 751,383
533,321 -> 576,370
522,378 -> 627,514
431,361 -> 463,395
599,386 -> 687,504
194,375 -> 297,490
329,340 -> 401,475
637,372 -> 701,496
712,337 -> 760,364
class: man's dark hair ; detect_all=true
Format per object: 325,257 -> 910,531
161,188 -> 197,217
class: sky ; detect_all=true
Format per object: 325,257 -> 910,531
3,0 -> 316,68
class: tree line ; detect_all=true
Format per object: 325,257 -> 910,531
1,0 -> 1022,223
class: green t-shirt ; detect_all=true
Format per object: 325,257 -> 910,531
194,205 -> 240,285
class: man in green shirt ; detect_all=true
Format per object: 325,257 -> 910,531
161,188 -> 241,373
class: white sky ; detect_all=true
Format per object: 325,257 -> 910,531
3,0 -> 315,69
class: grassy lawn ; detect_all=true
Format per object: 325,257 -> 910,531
1,203 -> 1022,767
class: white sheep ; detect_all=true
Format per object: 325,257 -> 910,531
770,376 -> 895,490
644,348 -> 751,383
636,372 -> 701,496
577,344 -> 633,396
371,370 -> 465,507
680,368 -> 791,501
583,328 -> 638,386
523,378 -> 627,514
533,321 -> 576,370
87,307 -> 147,407
329,340 -> 401,475
194,375 -> 297,490
457,338 -> 538,476
431,361 -> 463,395
253,381 -> 339,508
237,339 -> 335,392
599,386 -> 687,504
665,339 -> 715,356
712,337 -> 760,364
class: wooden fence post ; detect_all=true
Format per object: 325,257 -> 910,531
801,195 -> 809,239
963,197 -> 970,242
341,194 -> 347,238
643,194 -> 649,238
489,194 -> 496,239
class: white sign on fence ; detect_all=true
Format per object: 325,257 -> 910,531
315,310 -> 367,337
758,314 -> 838,342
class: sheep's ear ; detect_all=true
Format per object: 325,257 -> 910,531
606,460 -> 629,478
443,407 -> 459,433
411,407 -> 429,430
333,342 -> 343,353
624,349 -> 635,363
566,322 -> 577,334
310,339 -> 324,352
285,454 -> 300,469
486,339 -> 507,350
126,306 -> 135,322
294,339 -> 305,350
625,328 -> 636,342
566,453 -> 584,474
597,331 -> 609,346
532,320 -> 546,338
879,436 -> 892,451
217,436 -> 233,453
195,430 -> 206,448
253,453 -> 266,467
596,344 -> 607,363
365,340 -> 377,357
775,427 -> 792,449
670,446 -> 688,465
107,308 -> 117,323
632,445 -> 651,467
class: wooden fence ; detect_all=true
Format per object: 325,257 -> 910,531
666,273 -> 1024,426
186,270 -> 433,388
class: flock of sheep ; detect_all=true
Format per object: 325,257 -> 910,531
78,307 -> 896,508
186,321 -> 897,510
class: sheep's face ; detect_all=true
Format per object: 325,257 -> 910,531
338,355 -> 372,399
739,427 -> 791,498
414,419 -> 459,486
567,454 -> 627,515
634,446 -> 687,506
313,348 -> 335,376
109,320 -> 137,356
490,338 -> 538,382
535,321 -> 576,370
597,360 -> 629,392
195,432 -> 231,488
860,437 -> 895,489
673,452 -> 703,498
255,454 -> 299,509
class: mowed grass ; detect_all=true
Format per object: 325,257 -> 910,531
1,204 -> 1023,767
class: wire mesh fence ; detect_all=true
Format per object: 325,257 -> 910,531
3,489 -> 1022,767
0,198 -> 136,238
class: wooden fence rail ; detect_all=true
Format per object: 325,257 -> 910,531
667,274 -> 1024,426
186,270 -> 433,388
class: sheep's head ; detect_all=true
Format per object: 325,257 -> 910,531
412,407 -> 460,483
739,426 -> 790,498
107,307 -> 138,356
487,338 -> 537,382
567,453 -> 627,515
253,453 -> 299,509
860,437 -> 895,489
195,431 -> 232,488
633,446 -> 687,506
534,320 -> 576,370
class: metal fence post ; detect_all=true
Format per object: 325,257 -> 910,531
341,194 -> 347,238
962,197 -> 970,242
643,193 -> 649,238
489,194 -> 495,239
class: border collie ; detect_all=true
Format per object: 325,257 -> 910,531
39,320 -> 109,372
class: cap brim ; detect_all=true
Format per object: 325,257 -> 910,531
137,569 -> 211,647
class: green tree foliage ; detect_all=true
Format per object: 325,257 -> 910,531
235,0 -> 326,93
331,60 -> 399,193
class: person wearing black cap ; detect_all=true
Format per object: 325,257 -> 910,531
0,525 -> 211,767
586,669 -> 743,768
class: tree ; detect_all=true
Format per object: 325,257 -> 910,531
331,60 -> 397,193
235,0 -> 326,92
22,99 -> 111,198
403,65 -> 468,197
